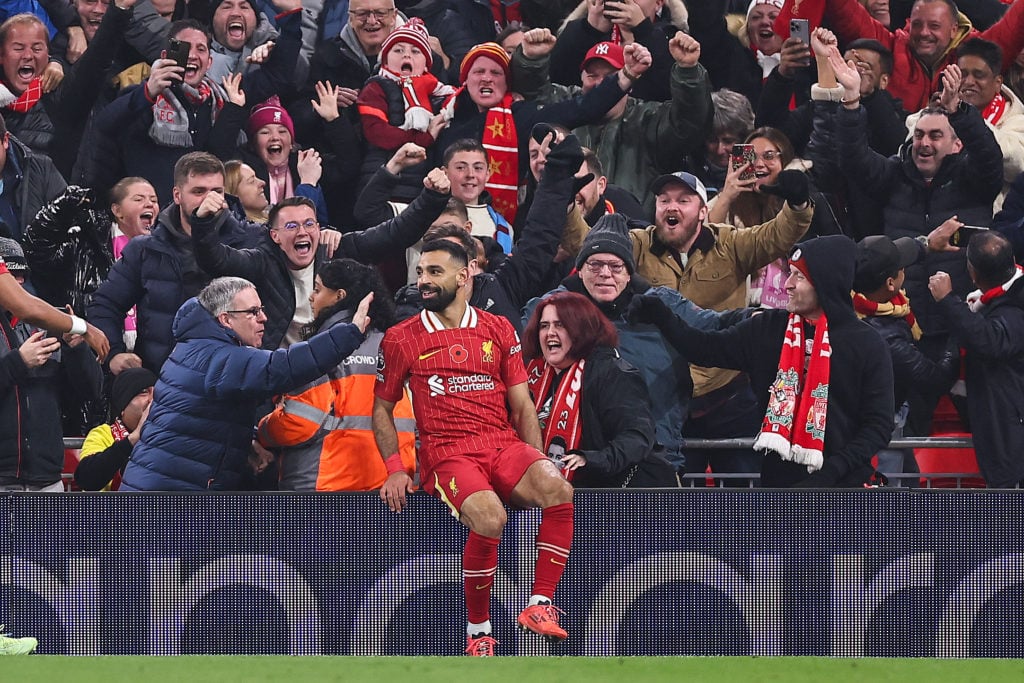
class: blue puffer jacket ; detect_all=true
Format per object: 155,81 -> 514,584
120,296 -> 367,491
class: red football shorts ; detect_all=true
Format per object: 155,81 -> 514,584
423,441 -> 545,517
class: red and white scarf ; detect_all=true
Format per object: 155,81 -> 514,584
753,313 -> 831,471
442,89 -> 518,228
966,264 -> 1024,312
982,92 -> 1008,126
1,78 -> 43,113
480,93 -> 518,226
527,357 -> 585,481
377,69 -> 455,131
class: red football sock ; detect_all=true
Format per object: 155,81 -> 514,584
533,502 -> 573,599
463,531 -> 500,624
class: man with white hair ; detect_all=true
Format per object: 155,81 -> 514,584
120,276 -> 374,491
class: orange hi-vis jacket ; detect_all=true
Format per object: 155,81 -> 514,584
257,326 -> 416,491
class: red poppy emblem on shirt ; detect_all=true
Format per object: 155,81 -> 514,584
450,344 -> 469,363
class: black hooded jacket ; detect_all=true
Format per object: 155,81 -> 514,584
935,274 -> 1024,488
648,235 -> 894,487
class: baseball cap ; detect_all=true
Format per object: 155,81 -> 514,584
649,171 -> 709,205
581,42 -> 625,71
853,235 -> 923,292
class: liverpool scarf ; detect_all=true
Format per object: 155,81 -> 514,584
149,80 -> 226,148
982,92 -> 1008,126
0,78 -> 43,113
967,264 -> 1024,312
480,92 -> 518,226
527,357 -> 585,481
852,290 -> 922,340
377,68 -> 455,131
753,313 -> 831,471
442,88 -> 518,234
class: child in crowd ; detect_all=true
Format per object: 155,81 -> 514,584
356,19 -> 454,202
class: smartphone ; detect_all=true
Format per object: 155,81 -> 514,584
731,143 -> 757,181
602,0 -> 619,20
789,18 -> 810,44
951,225 -> 990,247
166,38 -> 190,69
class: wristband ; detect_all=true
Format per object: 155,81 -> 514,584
68,315 -> 87,336
621,67 -> 641,82
384,453 -> 405,475
841,95 -> 860,106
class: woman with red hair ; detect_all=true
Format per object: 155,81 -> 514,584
522,291 -> 677,487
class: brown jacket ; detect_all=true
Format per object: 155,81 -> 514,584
630,202 -> 812,395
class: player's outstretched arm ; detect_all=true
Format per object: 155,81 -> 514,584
0,272 -> 109,361
374,396 -> 414,513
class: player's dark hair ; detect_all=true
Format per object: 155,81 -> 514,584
423,224 -> 478,260
421,238 -> 469,268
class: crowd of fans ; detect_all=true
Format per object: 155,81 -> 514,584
2,0 -> 1024,493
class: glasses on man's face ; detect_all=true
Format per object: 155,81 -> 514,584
277,219 -> 320,232
583,260 -> 627,275
348,8 -> 395,22
226,306 -> 265,318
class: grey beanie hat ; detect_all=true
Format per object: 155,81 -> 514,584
575,213 -> 635,274
0,237 -> 29,274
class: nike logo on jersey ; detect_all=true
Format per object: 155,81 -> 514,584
418,349 -> 443,360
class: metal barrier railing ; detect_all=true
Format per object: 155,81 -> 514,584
62,436 -> 984,489
680,435 -> 980,488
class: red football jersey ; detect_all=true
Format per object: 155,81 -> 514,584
376,305 -> 527,469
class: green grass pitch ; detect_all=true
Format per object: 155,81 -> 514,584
3,657 -> 1023,682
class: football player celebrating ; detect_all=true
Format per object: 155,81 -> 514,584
373,239 -> 574,656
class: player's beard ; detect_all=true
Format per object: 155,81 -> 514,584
420,283 -> 458,312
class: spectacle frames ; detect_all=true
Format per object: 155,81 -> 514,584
226,306 -> 266,318
348,8 -> 395,22
583,260 -> 627,275
755,150 -> 783,162
277,219 -> 320,232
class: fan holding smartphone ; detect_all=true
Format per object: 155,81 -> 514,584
145,37 -> 192,100
166,38 -> 191,70
708,128 -> 802,226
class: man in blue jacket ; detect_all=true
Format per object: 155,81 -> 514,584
120,275 -> 373,491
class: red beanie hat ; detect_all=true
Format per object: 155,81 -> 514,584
458,42 -> 510,85
247,95 -> 295,139
381,18 -> 434,70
